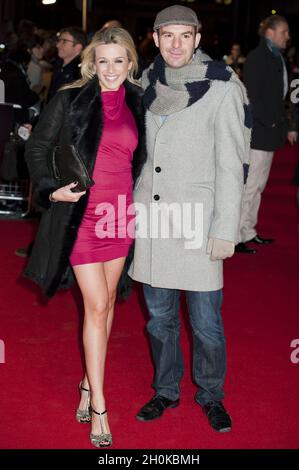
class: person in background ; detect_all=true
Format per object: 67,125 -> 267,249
26,34 -> 46,96
38,29 -> 57,67
237,15 -> 298,253
100,20 -> 122,30
47,26 -> 87,100
138,28 -> 157,70
17,19 -> 37,44
223,43 -> 246,79
0,44 -> 39,114
36,30 -> 57,101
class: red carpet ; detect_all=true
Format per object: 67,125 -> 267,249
0,144 -> 299,449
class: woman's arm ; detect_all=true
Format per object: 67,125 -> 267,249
25,90 -> 87,210
25,91 -> 65,210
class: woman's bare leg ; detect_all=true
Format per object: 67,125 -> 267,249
104,257 -> 126,339
73,257 -> 126,436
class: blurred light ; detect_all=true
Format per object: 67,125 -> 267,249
271,9 -> 277,14
215,0 -> 232,4
42,0 -> 56,5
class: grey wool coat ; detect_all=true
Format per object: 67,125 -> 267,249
129,79 -> 251,292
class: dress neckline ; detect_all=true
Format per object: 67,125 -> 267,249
102,84 -> 125,120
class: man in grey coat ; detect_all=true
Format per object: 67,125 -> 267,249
129,5 -> 251,432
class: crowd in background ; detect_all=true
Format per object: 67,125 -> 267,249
1,18 -> 299,119
0,17 -> 299,211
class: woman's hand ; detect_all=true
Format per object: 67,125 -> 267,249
23,124 -> 33,133
287,131 -> 298,146
50,182 -> 86,203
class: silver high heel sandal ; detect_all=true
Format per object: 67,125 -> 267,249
90,408 -> 113,447
76,381 -> 91,423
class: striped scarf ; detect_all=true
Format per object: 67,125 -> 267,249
142,49 -> 251,129
142,48 -> 252,184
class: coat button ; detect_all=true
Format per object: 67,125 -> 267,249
155,166 -> 161,173
153,194 -> 160,201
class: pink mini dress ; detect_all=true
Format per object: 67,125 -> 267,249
70,85 -> 138,266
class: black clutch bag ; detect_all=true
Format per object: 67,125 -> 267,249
52,144 -> 94,192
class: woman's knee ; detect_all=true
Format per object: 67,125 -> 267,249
85,299 -> 109,324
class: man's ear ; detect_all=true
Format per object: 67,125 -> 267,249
195,32 -> 201,49
74,43 -> 83,55
153,31 -> 160,48
265,28 -> 273,41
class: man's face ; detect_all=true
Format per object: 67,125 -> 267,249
153,24 -> 201,68
56,32 -> 82,64
231,45 -> 240,59
266,22 -> 290,50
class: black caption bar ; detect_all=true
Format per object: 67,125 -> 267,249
0,449 -> 299,467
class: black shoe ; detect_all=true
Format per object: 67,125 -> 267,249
247,234 -> 275,244
136,395 -> 180,422
202,401 -> 232,432
235,242 -> 257,254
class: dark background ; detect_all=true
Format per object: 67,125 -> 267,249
1,0 -> 299,58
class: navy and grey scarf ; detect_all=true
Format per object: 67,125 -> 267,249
142,48 -> 251,126
142,48 -> 252,184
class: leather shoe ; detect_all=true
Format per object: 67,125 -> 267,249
235,242 -> 257,254
202,401 -> 232,432
247,234 -> 275,244
136,395 -> 180,422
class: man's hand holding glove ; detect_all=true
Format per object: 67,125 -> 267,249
206,238 -> 235,261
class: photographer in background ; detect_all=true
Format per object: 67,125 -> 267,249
0,43 -> 40,122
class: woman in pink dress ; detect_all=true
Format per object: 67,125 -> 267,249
25,28 -> 146,447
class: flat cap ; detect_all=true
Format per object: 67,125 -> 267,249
153,5 -> 200,31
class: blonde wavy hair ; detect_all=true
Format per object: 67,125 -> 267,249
61,27 -> 140,90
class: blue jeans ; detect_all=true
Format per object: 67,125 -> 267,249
143,284 -> 226,406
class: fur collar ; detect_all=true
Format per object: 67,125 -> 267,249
67,77 -> 103,174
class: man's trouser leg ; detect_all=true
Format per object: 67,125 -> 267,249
143,284 -> 184,401
239,149 -> 274,243
186,289 -> 226,406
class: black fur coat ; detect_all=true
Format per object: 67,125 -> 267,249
24,77 -> 146,298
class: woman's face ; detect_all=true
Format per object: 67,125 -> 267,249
32,44 -> 44,61
94,43 -> 132,92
